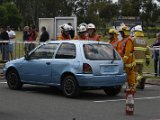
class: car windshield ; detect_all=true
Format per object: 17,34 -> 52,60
83,44 -> 121,60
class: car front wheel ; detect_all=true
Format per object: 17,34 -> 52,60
61,75 -> 80,98
6,69 -> 23,90
104,86 -> 122,96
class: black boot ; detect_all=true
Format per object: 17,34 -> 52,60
138,78 -> 146,90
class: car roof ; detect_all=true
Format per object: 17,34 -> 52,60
47,40 -> 110,45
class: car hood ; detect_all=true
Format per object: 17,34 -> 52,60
5,57 -> 24,67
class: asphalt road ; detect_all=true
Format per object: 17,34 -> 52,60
0,80 -> 160,120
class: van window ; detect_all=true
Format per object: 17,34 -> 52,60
83,44 -> 121,60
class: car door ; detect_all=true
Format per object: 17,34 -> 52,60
52,43 -> 77,84
20,43 -> 58,83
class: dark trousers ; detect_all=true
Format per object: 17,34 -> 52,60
0,43 -> 9,61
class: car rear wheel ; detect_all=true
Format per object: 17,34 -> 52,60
6,69 -> 23,90
61,75 -> 80,98
103,86 -> 122,96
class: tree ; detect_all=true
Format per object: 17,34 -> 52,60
0,5 -> 8,26
99,2 -> 119,23
3,2 -> 22,29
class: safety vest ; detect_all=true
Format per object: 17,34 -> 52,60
133,37 -> 150,63
57,34 -> 71,40
120,37 -> 133,57
74,35 -> 87,40
87,34 -> 101,41
110,39 -> 123,56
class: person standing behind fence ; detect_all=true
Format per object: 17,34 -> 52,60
39,26 -> 49,42
7,26 -> 16,60
23,26 -> 30,54
151,32 -> 160,76
0,26 -> 9,62
23,26 -> 30,41
28,25 -> 38,52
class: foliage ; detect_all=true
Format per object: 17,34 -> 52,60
3,2 -> 22,29
0,0 -> 159,29
0,5 -> 8,26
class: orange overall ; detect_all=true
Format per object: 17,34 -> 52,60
110,38 -> 123,56
121,37 -> 136,91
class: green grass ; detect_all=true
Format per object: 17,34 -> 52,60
15,31 -> 23,41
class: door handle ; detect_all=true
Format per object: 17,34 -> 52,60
46,62 -> 50,65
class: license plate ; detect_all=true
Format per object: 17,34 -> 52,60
100,65 -> 119,74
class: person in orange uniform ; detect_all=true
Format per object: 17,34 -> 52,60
119,24 -> 136,92
74,24 -> 87,40
57,23 -> 71,40
86,23 -> 101,41
108,28 -> 123,56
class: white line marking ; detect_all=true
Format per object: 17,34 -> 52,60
94,96 -> 160,103
0,81 -> 7,84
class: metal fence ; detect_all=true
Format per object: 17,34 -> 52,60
0,40 -> 159,77
0,41 -> 41,62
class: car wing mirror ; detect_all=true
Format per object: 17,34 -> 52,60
24,52 -> 30,60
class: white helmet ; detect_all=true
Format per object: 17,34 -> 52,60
87,23 -> 96,29
134,25 -> 143,32
77,25 -> 87,33
60,23 -> 71,31
79,23 -> 87,28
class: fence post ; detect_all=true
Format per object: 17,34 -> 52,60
159,48 -> 160,76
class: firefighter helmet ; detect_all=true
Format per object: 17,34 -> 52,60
60,23 -> 71,32
108,28 -> 119,35
134,25 -> 144,37
87,23 -> 96,29
79,23 -> 87,28
134,25 -> 143,32
119,23 -> 130,36
77,25 -> 87,33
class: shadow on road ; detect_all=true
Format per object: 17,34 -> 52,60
17,85 -> 125,101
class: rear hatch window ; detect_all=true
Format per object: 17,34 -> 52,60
83,44 -> 121,60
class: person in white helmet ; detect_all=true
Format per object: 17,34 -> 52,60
68,23 -> 75,39
86,23 -> 100,41
132,25 -> 150,89
74,24 -> 87,40
57,23 -> 71,40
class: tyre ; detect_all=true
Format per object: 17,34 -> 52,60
104,86 -> 122,96
61,75 -> 80,98
6,69 -> 23,90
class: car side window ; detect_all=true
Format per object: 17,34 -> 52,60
29,43 -> 58,59
55,43 -> 76,59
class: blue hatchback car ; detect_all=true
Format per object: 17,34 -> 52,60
3,40 -> 126,97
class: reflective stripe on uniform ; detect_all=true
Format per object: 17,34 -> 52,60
124,56 -> 129,59
146,55 -> 151,58
134,47 -> 147,51
125,61 -> 136,68
135,59 -> 145,63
